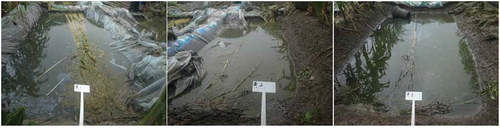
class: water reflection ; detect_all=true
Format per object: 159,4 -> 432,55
336,14 -> 481,116
458,38 -> 479,86
2,13 -> 68,97
334,18 -> 405,106
414,13 -> 455,25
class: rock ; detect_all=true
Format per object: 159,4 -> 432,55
309,76 -> 315,80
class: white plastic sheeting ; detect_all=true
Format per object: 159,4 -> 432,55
168,5 -> 248,56
167,4 -> 249,100
1,3 -> 44,65
167,51 -> 205,100
79,1 -> 166,110
393,1 -> 447,8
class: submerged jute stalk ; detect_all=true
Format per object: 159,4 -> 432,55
36,56 -> 67,81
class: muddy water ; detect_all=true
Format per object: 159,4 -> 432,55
335,14 -> 481,117
1,13 -> 132,123
170,22 -> 296,124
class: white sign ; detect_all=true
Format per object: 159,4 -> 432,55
252,81 -> 276,93
74,84 -> 90,93
252,81 -> 276,126
405,91 -> 422,126
405,91 -> 422,101
74,84 -> 90,126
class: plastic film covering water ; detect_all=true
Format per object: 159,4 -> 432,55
168,5 -> 248,56
1,3 -> 44,66
48,2 -> 84,12
167,51 -> 205,99
167,4 -> 249,99
78,1 -> 166,110
393,1 -> 447,8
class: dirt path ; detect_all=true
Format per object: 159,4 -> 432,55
282,11 -> 332,125
334,2 -> 498,125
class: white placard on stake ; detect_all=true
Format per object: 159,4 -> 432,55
74,84 -> 90,93
405,91 -> 422,101
405,91 -> 422,126
74,84 -> 90,126
252,81 -> 276,126
252,81 -> 276,93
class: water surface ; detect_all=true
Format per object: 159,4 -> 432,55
170,22 -> 297,123
335,13 -> 481,117
2,12 -> 132,123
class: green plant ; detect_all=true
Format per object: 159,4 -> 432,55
2,107 -> 26,125
334,2 -> 358,30
310,2 -> 332,26
304,111 -> 312,124
298,67 -> 311,78
301,108 -> 318,124
140,87 -> 166,125
2,2 -> 28,22
2,2 -> 27,15
481,81 -> 498,100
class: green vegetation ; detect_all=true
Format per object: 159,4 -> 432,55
482,81 -> 498,100
1,2 -> 28,17
2,107 -> 40,125
292,107 -> 319,125
2,107 -> 25,125
309,2 -> 333,26
297,67 -> 311,79
334,18 -> 404,106
140,87 -> 166,125
450,2 -> 499,40
458,38 -> 480,86
304,111 -> 312,124
334,2 -> 381,30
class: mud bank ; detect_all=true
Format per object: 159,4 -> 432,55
282,11 -> 332,125
334,2 -> 498,125
450,2 -> 499,125
168,106 -> 259,125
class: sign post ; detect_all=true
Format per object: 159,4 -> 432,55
74,84 -> 90,126
252,81 -> 276,126
405,91 -> 422,126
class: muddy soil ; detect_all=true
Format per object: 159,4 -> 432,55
168,106 -> 259,125
282,11 -> 332,125
334,2 -> 498,125
450,1 -> 499,125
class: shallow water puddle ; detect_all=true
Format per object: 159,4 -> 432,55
335,14 -> 481,117
170,22 -> 296,123
2,13 -> 131,122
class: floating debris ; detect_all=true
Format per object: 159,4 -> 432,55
110,58 -> 127,70
46,73 -> 72,96
232,61 -> 261,92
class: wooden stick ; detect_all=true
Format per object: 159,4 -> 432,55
46,76 -> 67,96
36,56 -> 67,80
454,97 -> 479,106
232,62 -> 261,92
